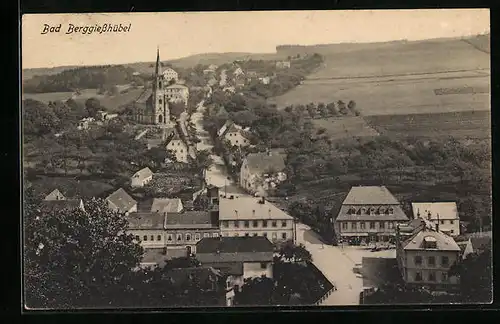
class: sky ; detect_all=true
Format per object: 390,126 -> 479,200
22,9 -> 490,69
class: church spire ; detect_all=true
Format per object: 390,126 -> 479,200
155,46 -> 162,77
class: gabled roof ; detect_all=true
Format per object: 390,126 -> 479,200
132,167 -> 153,181
335,204 -> 409,222
243,152 -> 286,174
165,211 -> 216,229
196,236 -> 274,254
412,202 -> 459,220
151,198 -> 182,213
136,89 -> 153,104
219,196 -> 293,221
162,67 -> 178,74
125,212 -> 165,230
44,189 -> 66,200
40,199 -> 83,212
401,223 -> 460,251
106,188 -> 137,212
342,186 -> 400,205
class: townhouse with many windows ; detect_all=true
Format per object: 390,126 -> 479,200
218,195 -> 295,243
334,186 -> 409,245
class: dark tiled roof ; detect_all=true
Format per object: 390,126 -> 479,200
342,186 -> 400,205
136,89 -> 153,104
401,224 -> 460,252
196,236 -> 274,254
106,188 -> 136,213
125,212 -> 164,230
244,152 -> 286,174
165,211 -> 216,229
40,199 -> 82,212
336,205 -> 409,222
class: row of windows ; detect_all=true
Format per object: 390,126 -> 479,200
438,219 -> 456,225
135,232 -> 219,242
414,255 -> 450,267
414,271 -> 448,282
221,220 -> 288,228
346,206 -> 394,215
341,221 -> 396,230
224,232 -> 288,240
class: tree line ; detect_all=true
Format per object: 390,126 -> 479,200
23,65 -> 143,93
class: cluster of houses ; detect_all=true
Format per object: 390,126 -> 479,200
333,185 -> 491,292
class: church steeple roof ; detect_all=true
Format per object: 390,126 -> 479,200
155,46 -> 162,77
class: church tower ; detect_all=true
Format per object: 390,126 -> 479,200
152,47 -> 170,125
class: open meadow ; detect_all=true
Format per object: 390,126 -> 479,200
312,116 -> 380,139
269,37 -> 490,117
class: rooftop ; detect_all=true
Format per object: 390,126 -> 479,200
135,89 -> 152,104
132,167 -> 153,180
40,199 -> 82,212
219,196 -> 293,221
125,212 -> 164,230
106,188 -> 136,212
336,204 -> 409,222
166,84 -> 188,90
244,152 -> 286,174
151,198 -> 182,214
162,267 -> 221,288
412,202 -> 459,220
141,248 -> 189,268
165,210 -> 216,229
202,262 -> 244,276
197,236 -> 274,254
342,186 -> 400,205
402,223 -> 460,252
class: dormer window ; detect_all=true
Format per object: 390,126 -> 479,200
423,236 -> 437,249
388,208 -> 394,215
361,207 -> 367,215
379,207 -> 386,215
369,207 -> 376,215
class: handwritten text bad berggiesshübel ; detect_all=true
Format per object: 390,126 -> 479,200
41,23 -> 132,35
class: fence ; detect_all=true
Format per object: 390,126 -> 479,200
314,286 -> 336,305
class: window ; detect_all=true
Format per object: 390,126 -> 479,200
450,220 -> 454,225
272,232 -> 277,239
351,222 -> 357,230
415,272 -> 422,281
388,222 -> 394,229
135,235 -> 140,241
428,256 -> 436,266
263,232 -> 268,238
253,220 -> 258,228
234,221 -> 239,228
282,232 -> 287,239
180,149 -> 183,153
222,221 -> 228,227
236,140 -> 239,144
143,235 -> 148,241
450,230 -> 454,234
441,256 -> 449,267
260,262 -> 267,269
440,220 -> 444,225
203,233 -> 210,238
253,233 -> 258,237
150,235 -> 154,241
177,234 -> 182,241
370,222 -> 375,229
272,221 -> 277,227
157,235 -> 162,241
428,272 -> 436,282
213,233 -> 219,238
159,99 -> 162,104
281,221 -> 287,227
245,233 -> 249,237
380,222 -> 385,229
195,233 -> 201,240
360,222 -> 365,230
263,221 -> 268,228
342,222 -> 348,230
414,256 -> 422,266
244,221 -> 249,228
441,272 -> 448,282
167,235 -> 173,241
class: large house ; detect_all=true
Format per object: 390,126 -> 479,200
126,212 -> 166,249
165,84 -> 189,104
240,151 -> 287,197
218,121 -> 252,148
106,188 -> 137,215
132,49 -> 175,126
44,188 -> 66,201
396,219 -> 461,291
164,210 -> 221,255
218,195 -> 295,243
412,202 -> 460,237
131,167 -> 153,188
162,67 -> 179,83
334,186 -> 409,245
165,130 -> 190,163
196,236 -> 275,306
151,198 -> 184,214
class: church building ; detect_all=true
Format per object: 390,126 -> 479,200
133,49 -> 175,125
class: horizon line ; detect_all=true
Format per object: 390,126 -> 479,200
22,33 -> 489,70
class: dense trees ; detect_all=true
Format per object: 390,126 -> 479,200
23,99 -> 62,136
24,196 -> 144,308
23,65 -> 139,93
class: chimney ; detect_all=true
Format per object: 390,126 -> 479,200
427,211 -> 431,221
436,213 -> 440,232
